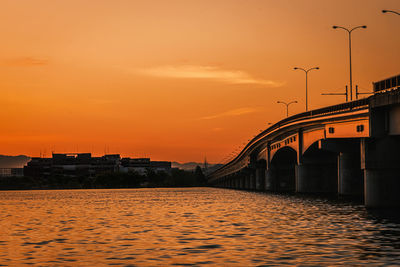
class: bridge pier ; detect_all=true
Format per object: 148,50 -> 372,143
364,169 -> 400,208
255,168 -> 265,190
296,153 -> 337,194
269,147 -> 297,192
275,164 -> 296,192
249,172 -> 255,190
265,168 -> 276,191
296,163 -> 317,193
244,175 -> 249,189
238,176 -> 243,189
296,163 -> 337,193
255,161 -> 266,191
362,137 -> 400,208
338,152 -> 363,196
318,139 -> 364,197
234,177 -> 239,189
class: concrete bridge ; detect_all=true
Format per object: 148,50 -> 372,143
208,74 -> 400,208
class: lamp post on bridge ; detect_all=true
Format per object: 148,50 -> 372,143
277,100 -> 298,117
332,25 -> 367,101
382,9 -> 400,16
293,67 -> 319,111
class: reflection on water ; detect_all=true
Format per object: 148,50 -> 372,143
1,188 -> 400,266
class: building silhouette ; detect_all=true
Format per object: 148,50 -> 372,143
24,153 -> 171,178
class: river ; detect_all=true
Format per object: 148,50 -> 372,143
1,188 -> 399,266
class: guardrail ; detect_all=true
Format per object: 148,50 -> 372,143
253,97 -> 370,142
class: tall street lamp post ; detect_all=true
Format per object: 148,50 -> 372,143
293,67 -> 319,111
332,25 -> 367,101
382,9 -> 400,16
277,100 -> 298,117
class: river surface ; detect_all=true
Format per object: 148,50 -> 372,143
1,188 -> 400,266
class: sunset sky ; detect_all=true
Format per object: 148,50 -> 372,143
0,0 -> 399,163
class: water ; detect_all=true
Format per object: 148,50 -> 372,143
0,188 -> 399,266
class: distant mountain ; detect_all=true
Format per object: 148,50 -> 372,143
0,155 -> 31,168
171,162 -> 223,174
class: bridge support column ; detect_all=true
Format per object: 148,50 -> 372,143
296,163 -> 320,193
244,174 -> 250,190
296,155 -> 337,194
338,152 -> 363,196
255,168 -> 265,191
364,169 -> 400,208
362,137 -> 400,208
265,168 -> 276,191
238,176 -> 243,189
267,164 -> 296,192
249,172 -> 256,190
255,160 -> 266,191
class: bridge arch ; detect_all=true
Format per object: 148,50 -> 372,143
297,140 -> 339,193
302,128 -> 325,156
269,146 -> 297,192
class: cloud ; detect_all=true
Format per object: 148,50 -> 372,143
136,65 -> 284,87
4,57 -> 49,66
200,107 -> 257,120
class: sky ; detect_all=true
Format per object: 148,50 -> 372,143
0,0 -> 399,163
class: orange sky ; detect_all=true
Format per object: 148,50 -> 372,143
0,0 -> 399,163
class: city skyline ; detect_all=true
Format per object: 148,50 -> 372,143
0,0 -> 399,163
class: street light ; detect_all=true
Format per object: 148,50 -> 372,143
321,86 -> 348,102
277,100 -> 298,117
332,25 -> 367,101
382,9 -> 400,16
293,67 -> 319,111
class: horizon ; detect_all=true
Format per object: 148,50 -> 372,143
0,154 -> 222,166
0,0 -> 399,163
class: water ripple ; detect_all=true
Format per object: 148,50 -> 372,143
0,188 -> 400,265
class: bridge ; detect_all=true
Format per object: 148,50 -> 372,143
208,74 -> 400,208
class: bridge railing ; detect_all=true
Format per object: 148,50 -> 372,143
257,97 -> 370,140
210,97 -> 371,179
